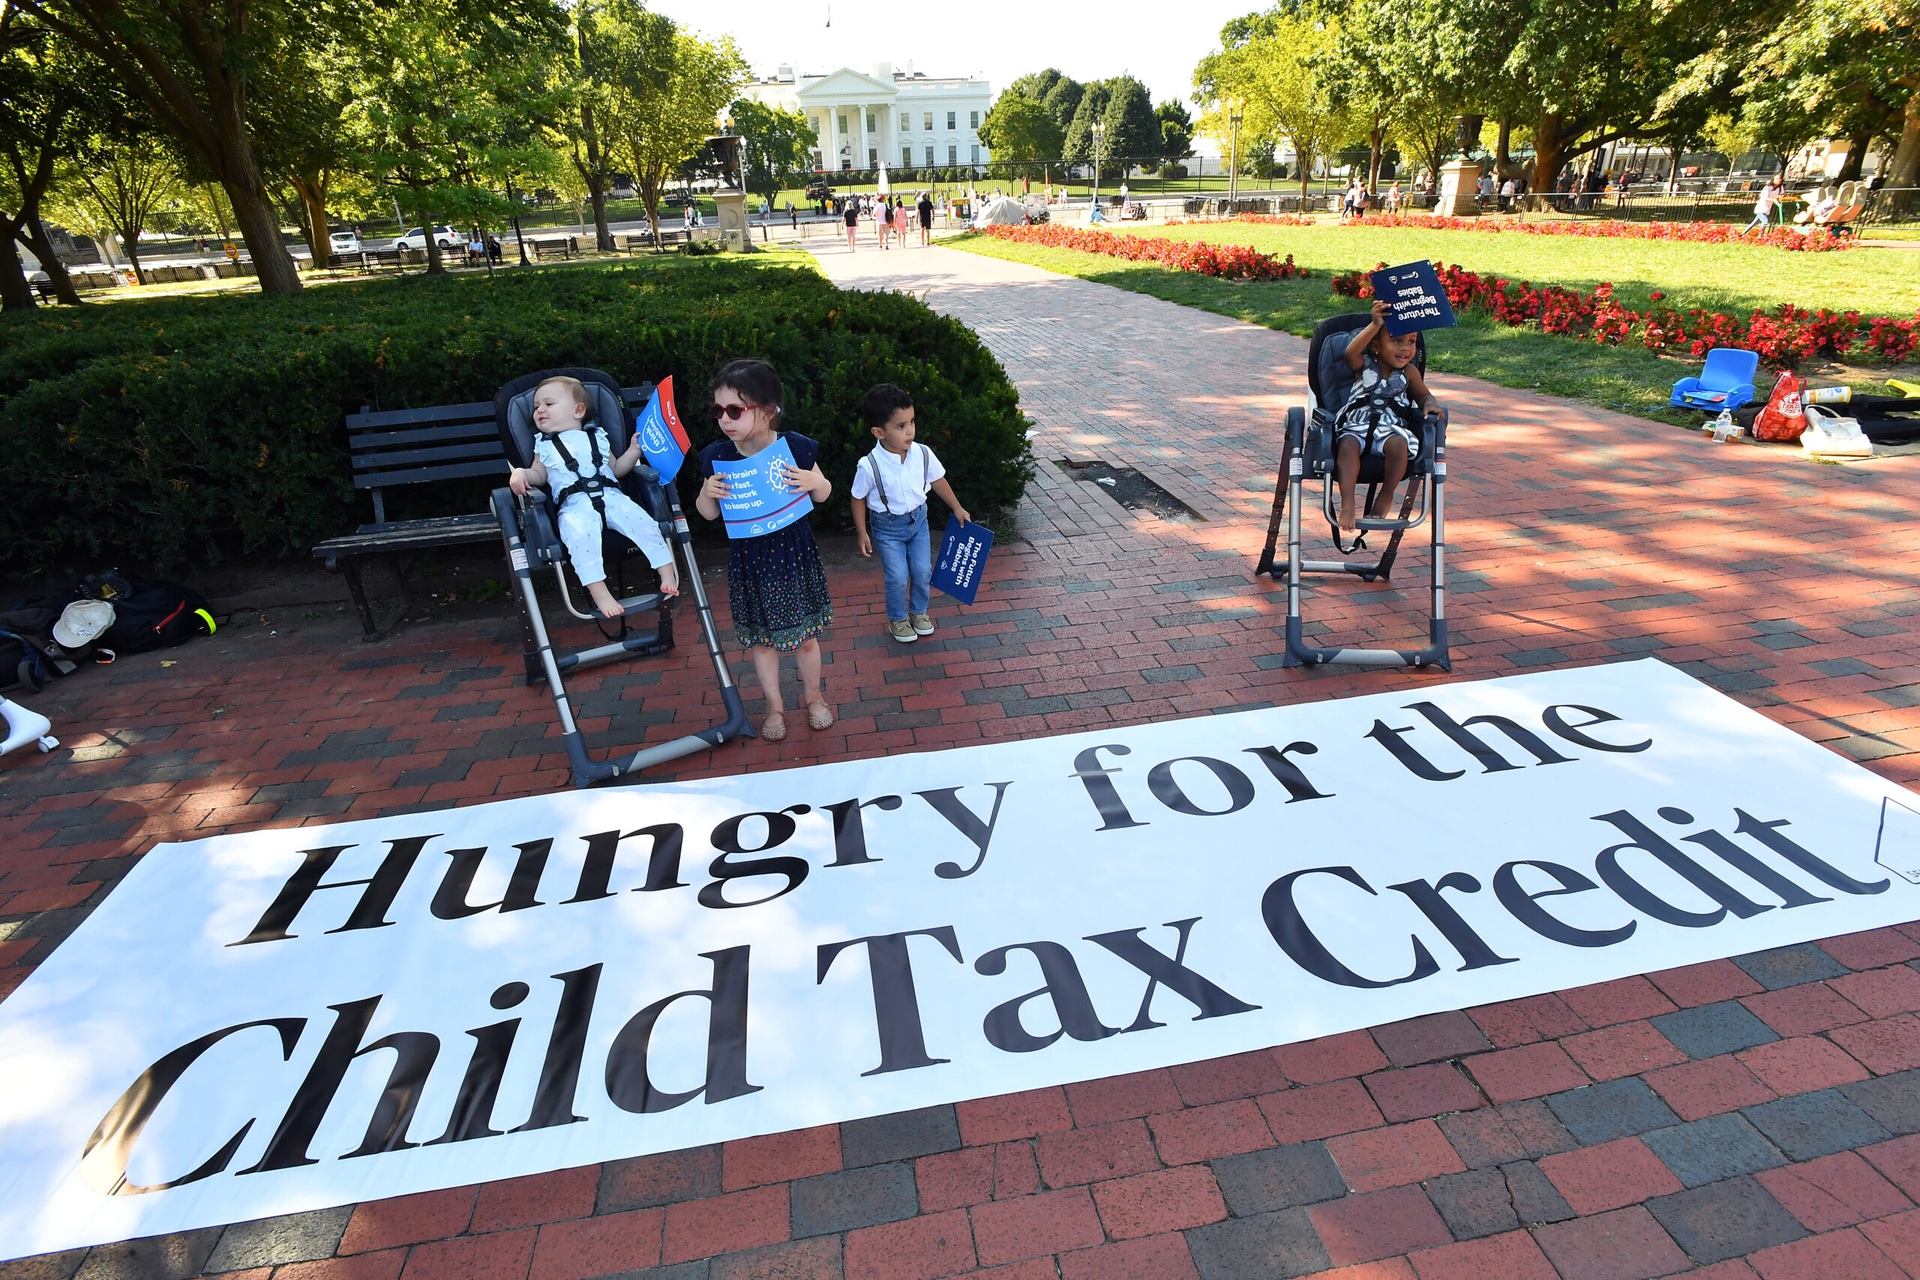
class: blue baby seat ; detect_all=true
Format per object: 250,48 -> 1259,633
1671,348 -> 1761,412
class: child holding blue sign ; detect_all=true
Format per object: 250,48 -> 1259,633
695,359 -> 835,743
508,376 -> 678,619
851,384 -> 971,644
1333,299 -> 1441,534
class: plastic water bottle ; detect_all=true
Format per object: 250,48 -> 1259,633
1711,409 -> 1738,443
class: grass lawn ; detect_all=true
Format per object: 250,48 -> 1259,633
1113,220 -> 1920,319
949,230 -> 1908,427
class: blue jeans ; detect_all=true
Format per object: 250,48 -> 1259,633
870,505 -> 930,620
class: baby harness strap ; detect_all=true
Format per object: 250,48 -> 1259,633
548,426 -> 611,515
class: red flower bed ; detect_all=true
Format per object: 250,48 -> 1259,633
1253,210 -> 1850,252
1331,260 -> 1914,368
980,223 -> 1310,281
1167,214 -> 1317,228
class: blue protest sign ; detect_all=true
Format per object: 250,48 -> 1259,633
1370,260 -> 1458,336
634,376 -> 692,483
932,515 -> 993,605
713,437 -> 814,539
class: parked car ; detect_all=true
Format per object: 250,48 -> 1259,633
804,179 -> 834,202
329,230 -> 361,254
395,225 -> 459,250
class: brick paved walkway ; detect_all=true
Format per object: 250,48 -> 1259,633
7,242 -> 1920,1279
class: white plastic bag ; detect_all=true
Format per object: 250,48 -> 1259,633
1800,405 -> 1873,458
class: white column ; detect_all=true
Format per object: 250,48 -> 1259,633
858,104 -> 869,172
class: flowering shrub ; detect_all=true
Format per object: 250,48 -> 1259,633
1219,211 -> 1849,252
1168,214 -> 1317,228
1331,258 -> 1915,369
979,223 -> 1310,281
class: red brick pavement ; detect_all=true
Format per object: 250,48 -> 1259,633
7,244 -> 1920,1277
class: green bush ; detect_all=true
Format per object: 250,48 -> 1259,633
0,258 -> 1033,572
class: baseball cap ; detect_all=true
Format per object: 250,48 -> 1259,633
52,599 -> 114,649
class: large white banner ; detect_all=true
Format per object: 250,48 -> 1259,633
4,659 -> 1919,1260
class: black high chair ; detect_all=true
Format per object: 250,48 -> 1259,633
1253,314 -> 1451,670
491,367 -> 749,787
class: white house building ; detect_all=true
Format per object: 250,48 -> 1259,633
741,62 -> 992,173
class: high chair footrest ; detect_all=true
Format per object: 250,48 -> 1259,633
619,593 -> 664,615
1356,516 -> 1411,531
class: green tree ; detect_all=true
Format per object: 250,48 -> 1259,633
1156,99 -> 1195,168
1063,81 -> 1113,169
0,11 -> 87,308
49,131 -> 180,284
10,0 -> 310,292
605,19 -> 745,242
1367,0 -> 1770,190
728,96 -> 813,204
979,91 -> 1064,168
1042,75 -> 1086,134
1007,68 -> 1064,103
353,0 -> 569,274
1101,77 -> 1160,174
1196,12 -> 1352,201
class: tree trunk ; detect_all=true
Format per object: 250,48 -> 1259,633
0,232 -> 36,311
19,214 -> 80,303
1885,91 -> 1920,212
1837,128 -> 1872,181
293,173 -> 331,266
416,189 -> 444,275
1530,113 -> 1566,195
1368,116 -> 1384,193
124,236 -> 146,284
578,99 -> 615,251
1496,117 -> 1513,180
213,147 -> 299,291
588,184 -> 611,250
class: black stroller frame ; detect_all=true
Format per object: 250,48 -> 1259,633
1253,314 -> 1451,671
491,367 -> 749,787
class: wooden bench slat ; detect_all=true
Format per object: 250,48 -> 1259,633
346,400 -> 497,430
351,440 -> 504,471
351,458 -> 506,488
349,421 -> 500,449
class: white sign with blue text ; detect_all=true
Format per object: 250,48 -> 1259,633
0,659 -> 1914,1260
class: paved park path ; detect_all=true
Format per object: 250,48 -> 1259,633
8,240 -> 1920,1279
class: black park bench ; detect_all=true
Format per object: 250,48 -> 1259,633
311,383 -> 666,640
311,398 -> 510,640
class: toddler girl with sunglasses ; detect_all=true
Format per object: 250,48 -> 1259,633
694,359 -> 835,744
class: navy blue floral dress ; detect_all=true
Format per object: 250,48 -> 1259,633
699,433 -> 833,652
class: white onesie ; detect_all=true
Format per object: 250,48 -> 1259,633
534,425 -> 672,586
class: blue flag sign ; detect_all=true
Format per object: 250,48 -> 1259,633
1369,260 -> 1458,336
932,515 -> 993,605
713,437 -> 814,539
634,376 -> 693,483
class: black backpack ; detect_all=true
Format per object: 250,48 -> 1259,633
103,579 -> 217,653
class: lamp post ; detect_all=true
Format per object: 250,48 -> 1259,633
1226,100 -> 1243,215
1091,121 -> 1105,216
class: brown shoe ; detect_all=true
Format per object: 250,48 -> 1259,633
807,699 -> 835,730
760,711 -> 787,742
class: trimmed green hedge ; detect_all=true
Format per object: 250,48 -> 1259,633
0,258 -> 1033,572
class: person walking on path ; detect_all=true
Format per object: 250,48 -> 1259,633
843,197 -> 859,251
694,359 -> 835,743
918,191 -> 933,245
788,201 -> 797,229
1744,176 -> 1785,233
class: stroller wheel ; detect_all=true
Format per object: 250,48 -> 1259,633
16,659 -> 39,694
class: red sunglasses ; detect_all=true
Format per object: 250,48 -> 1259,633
708,402 -> 759,421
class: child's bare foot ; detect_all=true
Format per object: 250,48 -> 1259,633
1338,511 -> 1358,533
657,562 -> 680,598
587,581 -> 624,618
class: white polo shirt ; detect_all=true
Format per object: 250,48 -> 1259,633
851,442 -> 946,515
